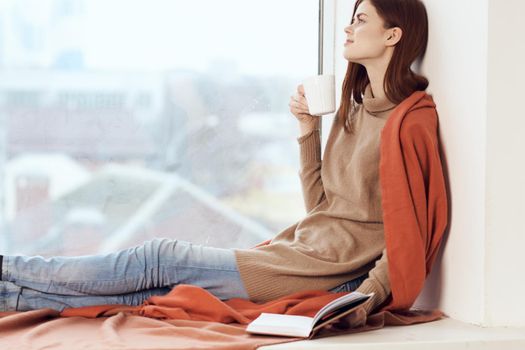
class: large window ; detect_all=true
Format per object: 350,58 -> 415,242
0,0 -> 319,256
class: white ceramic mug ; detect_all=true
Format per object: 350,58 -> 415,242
302,74 -> 336,116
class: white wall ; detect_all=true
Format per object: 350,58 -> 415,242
328,0 -> 524,327
409,0 -> 488,326
485,0 -> 525,327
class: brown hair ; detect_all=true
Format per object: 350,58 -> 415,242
338,0 -> 429,134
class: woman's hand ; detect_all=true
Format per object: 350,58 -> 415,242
325,305 -> 368,332
345,305 -> 368,328
289,84 -> 320,136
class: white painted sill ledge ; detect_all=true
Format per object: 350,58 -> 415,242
260,317 -> 525,350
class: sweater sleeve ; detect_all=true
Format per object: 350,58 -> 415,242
354,247 -> 391,315
296,128 -> 326,213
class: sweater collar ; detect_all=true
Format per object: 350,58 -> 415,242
362,83 -> 397,116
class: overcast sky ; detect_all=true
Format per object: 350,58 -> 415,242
82,0 -> 319,77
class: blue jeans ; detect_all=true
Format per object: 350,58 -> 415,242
0,237 -> 369,312
328,273 -> 369,293
0,238 -> 250,312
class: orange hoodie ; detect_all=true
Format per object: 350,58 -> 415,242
378,89 -> 448,312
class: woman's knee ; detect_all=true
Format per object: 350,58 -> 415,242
139,238 -> 189,267
142,238 -> 176,254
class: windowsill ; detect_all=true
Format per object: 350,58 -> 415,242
260,317 -> 525,349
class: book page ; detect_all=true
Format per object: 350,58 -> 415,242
246,313 -> 314,338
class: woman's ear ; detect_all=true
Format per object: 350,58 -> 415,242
386,27 -> 402,45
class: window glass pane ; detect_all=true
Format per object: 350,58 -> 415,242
0,0 -> 319,256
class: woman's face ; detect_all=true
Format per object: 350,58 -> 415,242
343,1 -> 399,65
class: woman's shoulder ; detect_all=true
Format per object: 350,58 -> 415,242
395,109 -> 438,151
401,93 -> 438,127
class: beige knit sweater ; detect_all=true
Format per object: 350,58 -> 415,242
234,83 -> 398,314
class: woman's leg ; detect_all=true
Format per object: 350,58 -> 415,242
1,238 -> 249,301
1,280 -> 172,312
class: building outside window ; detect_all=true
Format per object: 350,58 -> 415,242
0,0 -> 319,256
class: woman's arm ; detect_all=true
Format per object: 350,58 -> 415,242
353,248 -> 391,315
290,84 -> 327,213
297,126 -> 326,213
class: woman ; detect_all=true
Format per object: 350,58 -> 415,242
1,0 -> 434,315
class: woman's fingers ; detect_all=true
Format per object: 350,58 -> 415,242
288,96 -> 300,110
289,101 -> 313,123
348,307 -> 367,328
297,84 -> 305,96
290,85 -> 315,123
290,93 -> 308,111
332,307 -> 367,330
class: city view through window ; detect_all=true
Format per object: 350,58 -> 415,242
0,0 -> 319,256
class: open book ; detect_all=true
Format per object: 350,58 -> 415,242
246,291 -> 374,338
